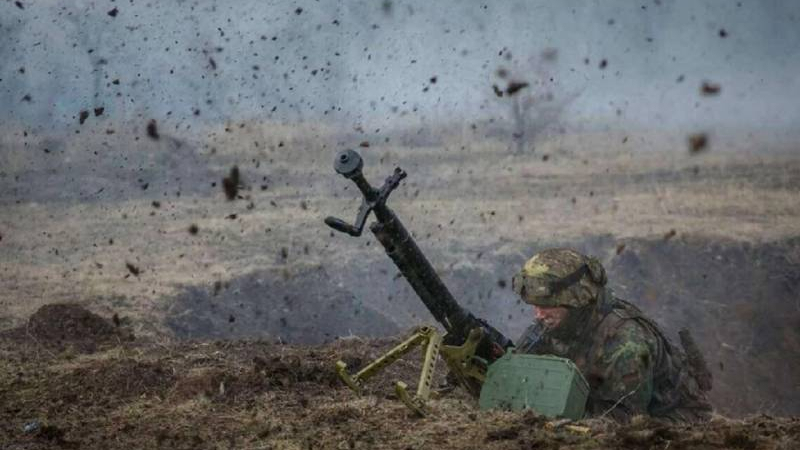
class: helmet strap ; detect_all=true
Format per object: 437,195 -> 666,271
548,264 -> 589,295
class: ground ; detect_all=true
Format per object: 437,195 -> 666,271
1,305 -> 798,450
0,124 -> 799,447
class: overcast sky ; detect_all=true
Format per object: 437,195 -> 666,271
1,0 -> 798,135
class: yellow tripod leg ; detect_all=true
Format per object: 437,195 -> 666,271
395,327 -> 442,416
335,326 -> 429,395
395,381 -> 425,416
335,360 -> 363,393
440,327 -> 488,397
335,326 -> 445,416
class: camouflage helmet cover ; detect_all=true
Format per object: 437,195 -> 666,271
512,248 -> 607,307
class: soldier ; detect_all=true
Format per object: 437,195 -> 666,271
512,248 -> 713,422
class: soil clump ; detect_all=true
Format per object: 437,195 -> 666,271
1,303 -> 133,354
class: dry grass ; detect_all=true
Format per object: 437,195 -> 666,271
1,334 -> 798,449
0,122 -> 798,334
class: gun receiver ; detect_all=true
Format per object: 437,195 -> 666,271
325,149 -> 513,365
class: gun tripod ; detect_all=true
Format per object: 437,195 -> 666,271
335,325 -> 488,416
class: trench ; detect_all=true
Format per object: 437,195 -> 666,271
165,234 -> 800,417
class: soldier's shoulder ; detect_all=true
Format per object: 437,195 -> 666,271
594,319 -> 654,371
599,315 -> 651,343
597,302 -> 657,345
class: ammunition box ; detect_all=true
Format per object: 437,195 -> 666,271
479,353 -> 589,420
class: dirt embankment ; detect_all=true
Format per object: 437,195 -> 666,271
1,304 -> 799,450
156,233 -> 800,418
609,236 -> 800,418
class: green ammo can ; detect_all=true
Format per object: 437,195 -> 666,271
478,353 -> 589,420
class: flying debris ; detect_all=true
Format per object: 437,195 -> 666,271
700,81 -> 721,96
505,81 -> 529,96
688,133 -> 709,154
222,166 -> 241,200
493,80 -> 529,98
146,120 -> 160,140
125,262 -> 141,277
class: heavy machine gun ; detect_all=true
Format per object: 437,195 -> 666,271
325,149 -> 514,413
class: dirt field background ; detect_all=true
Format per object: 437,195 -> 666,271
1,122 -> 799,447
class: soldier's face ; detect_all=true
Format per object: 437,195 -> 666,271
533,305 -> 570,330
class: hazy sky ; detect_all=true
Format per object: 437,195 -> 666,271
1,0 -> 798,134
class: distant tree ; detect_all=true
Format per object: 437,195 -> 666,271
492,48 -> 581,154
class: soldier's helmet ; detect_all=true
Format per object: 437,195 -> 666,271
512,248 -> 607,307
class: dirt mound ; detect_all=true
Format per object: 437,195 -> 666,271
2,303 -> 133,354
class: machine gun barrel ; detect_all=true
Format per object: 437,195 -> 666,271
325,150 -> 513,362
370,214 -> 466,333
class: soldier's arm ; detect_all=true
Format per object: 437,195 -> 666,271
588,321 -> 655,422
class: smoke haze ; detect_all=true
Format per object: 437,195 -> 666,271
2,0 -> 798,136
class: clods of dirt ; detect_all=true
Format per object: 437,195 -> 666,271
505,80 -> 529,96
125,261 -> 141,276
146,119 -> 160,140
688,132 -> 709,153
222,165 -> 241,200
701,80 -> 721,95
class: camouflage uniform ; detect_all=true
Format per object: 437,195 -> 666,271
512,248 -> 712,423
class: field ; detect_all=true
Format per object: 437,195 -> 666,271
1,122 -> 799,448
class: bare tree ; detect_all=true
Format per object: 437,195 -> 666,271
493,48 -> 581,154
